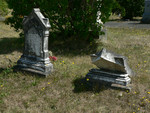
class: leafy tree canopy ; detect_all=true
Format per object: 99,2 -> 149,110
6,0 -> 115,42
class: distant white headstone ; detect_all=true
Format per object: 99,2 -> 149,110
96,1 -> 107,41
141,0 -> 150,23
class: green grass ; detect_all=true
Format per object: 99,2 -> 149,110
0,22 -> 150,113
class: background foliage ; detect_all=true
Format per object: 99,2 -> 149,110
6,0 -> 115,43
112,0 -> 144,19
0,0 -> 8,16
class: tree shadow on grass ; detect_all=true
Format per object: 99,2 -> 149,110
0,36 -> 102,56
49,38 -> 103,57
72,77 -> 111,93
0,37 -> 24,54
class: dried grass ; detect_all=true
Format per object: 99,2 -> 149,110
0,22 -> 150,113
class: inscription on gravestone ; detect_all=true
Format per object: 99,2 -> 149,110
16,8 -> 53,76
26,27 -> 41,56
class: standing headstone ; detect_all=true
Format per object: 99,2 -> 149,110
141,0 -> 150,23
16,8 -> 53,76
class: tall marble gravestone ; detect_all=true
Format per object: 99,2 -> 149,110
141,0 -> 150,23
16,8 -> 53,76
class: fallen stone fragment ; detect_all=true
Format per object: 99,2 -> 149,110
86,69 -> 131,86
86,48 -> 134,90
90,48 -> 135,76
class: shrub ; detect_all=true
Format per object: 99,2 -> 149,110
6,0 -> 115,42
0,0 -> 8,16
113,0 -> 144,19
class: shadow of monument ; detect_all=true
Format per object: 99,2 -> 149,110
73,77 -> 129,93
72,77 -> 111,93
0,37 -> 24,54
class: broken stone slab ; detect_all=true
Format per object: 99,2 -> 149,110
86,69 -> 131,86
88,69 -> 129,78
90,48 -> 135,76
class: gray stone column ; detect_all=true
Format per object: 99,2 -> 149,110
141,0 -> 150,23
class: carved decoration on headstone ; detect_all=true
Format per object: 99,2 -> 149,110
16,8 -> 53,76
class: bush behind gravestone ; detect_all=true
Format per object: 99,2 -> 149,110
6,0 -> 114,43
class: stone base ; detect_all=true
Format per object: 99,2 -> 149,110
16,55 -> 53,76
86,69 -> 131,86
141,15 -> 150,24
111,83 -> 132,91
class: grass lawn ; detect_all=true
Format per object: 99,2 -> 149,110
0,21 -> 150,113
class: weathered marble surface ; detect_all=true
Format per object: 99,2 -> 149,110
86,69 -> 131,86
16,8 -> 53,76
91,48 -> 134,76
86,48 -> 134,89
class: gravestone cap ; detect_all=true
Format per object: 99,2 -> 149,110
23,8 -> 51,29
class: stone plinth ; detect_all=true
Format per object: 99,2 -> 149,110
16,8 -> 53,76
86,69 -> 131,86
141,0 -> 150,23
86,48 -> 134,90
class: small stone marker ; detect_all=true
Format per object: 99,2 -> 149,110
142,0 -> 150,23
86,48 -> 134,90
16,8 -> 53,76
0,16 -> 5,22
99,28 -> 107,41
96,10 -> 107,41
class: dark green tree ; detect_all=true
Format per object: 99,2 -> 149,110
0,0 -> 8,16
113,0 -> 144,19
6,0 -> 115,42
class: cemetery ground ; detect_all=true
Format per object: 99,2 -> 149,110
0,21 -> 150,113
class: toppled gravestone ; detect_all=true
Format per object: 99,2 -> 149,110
86,48 -> 135,90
